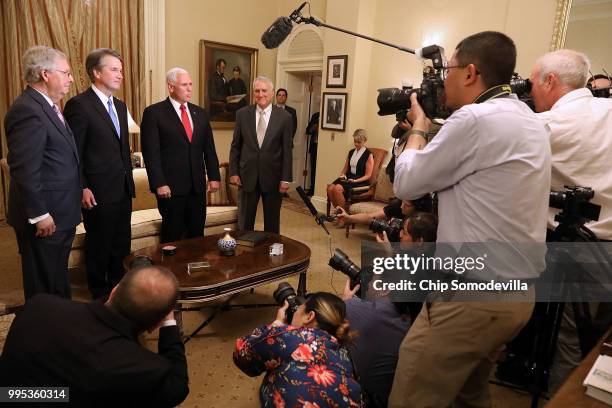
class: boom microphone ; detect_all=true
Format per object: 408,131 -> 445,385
261,17 -> 294,49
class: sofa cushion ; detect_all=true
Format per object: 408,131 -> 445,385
206,165 -> 231,206
131,208 -> 163,239
349,201 -> 387,214
206,206 -> 238,226
132,168 -> 157,211
71,206 -> 238,251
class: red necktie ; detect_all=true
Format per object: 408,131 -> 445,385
180,104 -> 193,142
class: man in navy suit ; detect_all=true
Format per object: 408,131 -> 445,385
229,76 -> 293,233
5,45 -> 81,300
141,67 -> 220,243
275,88 -> 298,140
64,48 -> 135,300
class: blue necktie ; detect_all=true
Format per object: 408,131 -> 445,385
107,98 -> 120,138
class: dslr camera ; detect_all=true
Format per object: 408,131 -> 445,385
370,217 -> 404,242
273,282 -> 304,324
328,249 -> 362,289
376,45 -> 451,122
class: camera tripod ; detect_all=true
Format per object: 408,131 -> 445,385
494,211 -> 611,407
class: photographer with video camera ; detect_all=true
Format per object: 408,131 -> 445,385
530,50 -> 612,241
388,31 -> 551,407
528,49 -> 612,393
338,212 -> 437,408
233,290 -> 363,407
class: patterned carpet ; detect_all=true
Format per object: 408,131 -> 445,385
282,196 -> 312,216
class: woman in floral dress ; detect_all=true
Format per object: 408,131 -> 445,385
234,292 -> 363,407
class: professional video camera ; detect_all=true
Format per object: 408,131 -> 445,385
550,186 -> 601,229
509,73 -> 535,111
328,249 -> 361,289
377,46 -> 451,121
273,282 -> 304,324
369,217 -> 403,242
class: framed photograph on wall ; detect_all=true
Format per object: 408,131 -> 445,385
321,92 -> 347,132
326,55 -> 348,88
200,40 -> 258,129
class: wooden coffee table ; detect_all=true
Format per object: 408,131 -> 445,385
125,233 -> 310,341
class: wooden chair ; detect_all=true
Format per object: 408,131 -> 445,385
326,147 -> 388,237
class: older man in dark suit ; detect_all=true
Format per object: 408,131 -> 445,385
141,67 -> 220,243
0,265 -> 189,407
64,48 -> 135,300
229,76 -> 293,233
5,45 -> 81,300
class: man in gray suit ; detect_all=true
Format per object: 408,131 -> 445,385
4,46 -> 81,299
229,76 -> 293,233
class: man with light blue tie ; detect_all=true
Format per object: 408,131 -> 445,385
64,48 -> 135,300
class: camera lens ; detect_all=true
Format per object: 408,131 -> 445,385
273,282 -> 303,324
328,249 -> 361,284
273,282 -> 296,305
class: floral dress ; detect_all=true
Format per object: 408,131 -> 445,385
234,324 -> 363,408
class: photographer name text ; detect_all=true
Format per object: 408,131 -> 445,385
373,279 -> 528,292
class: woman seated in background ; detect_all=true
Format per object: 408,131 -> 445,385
233,292 -> 363,407
327,129 -> 374,225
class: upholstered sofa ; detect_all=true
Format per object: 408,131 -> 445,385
67,162 -> 239,272
0,158 -> 238,276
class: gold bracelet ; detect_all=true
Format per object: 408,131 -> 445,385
408,129 -> 428,138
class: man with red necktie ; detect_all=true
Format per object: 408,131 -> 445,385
141,67 -> 220,243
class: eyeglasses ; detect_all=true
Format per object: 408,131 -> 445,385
53,69 -> 73,78
441,64 -> 467,79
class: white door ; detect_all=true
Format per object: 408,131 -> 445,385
287,73 -> 321,191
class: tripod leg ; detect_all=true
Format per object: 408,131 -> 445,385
572,302 -> 596,356
297,271 -> 307,296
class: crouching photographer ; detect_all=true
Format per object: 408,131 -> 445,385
335,212 -> 437,407
388,31 -> 551,407
335,195 -> 433,242
233,290 -> 363,407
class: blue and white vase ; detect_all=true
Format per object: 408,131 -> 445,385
217,228 -> 236,256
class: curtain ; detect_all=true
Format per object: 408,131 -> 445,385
0,0 -> 145,220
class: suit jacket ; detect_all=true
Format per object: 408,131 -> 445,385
0,294 -> 189,407
4,87 -> 81,231
64,87 -> 135,204
282,104 -> 298,138
141,98 -> 220,195
229,105 -> 293,193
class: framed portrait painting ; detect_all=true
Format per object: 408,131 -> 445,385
321,92 -> 347,132
200,40 -> 258,129
326,55 -> 348,88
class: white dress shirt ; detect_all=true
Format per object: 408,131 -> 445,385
394,96 -> 551,279
91,85 -> 119,125
349,146 -> 367,175
537,88 -> 612,240
255,103 -> 272,130
169,97 -> 193,129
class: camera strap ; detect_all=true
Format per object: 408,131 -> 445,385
473,84 -> 512,104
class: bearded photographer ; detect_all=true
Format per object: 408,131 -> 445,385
388,31 -> 551,407
529,49 -> 612,393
